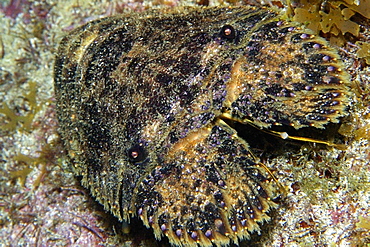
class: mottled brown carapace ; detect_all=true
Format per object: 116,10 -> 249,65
54,6 -> 350,247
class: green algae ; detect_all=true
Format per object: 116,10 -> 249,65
0,81 -> 41,132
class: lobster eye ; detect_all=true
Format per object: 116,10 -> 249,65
220,25 -> 236,40
127,144 -> 147,163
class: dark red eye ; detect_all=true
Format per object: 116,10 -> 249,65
220,25 -> 236,40
127,144 -> 147,163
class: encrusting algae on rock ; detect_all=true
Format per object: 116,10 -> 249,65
54,6 -> 351,247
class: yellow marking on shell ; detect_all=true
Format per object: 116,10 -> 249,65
73,32 -> 98,63
201,42 -> 222,65
224,58 -> 244,107
171,126 -> 212,154
141,119 -> 162,141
